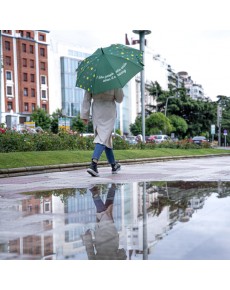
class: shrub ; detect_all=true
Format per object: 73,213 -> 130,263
0,130 -> 213,153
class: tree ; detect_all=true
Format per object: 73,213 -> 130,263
146,81 -> 171,115
166,89 -> 217,138
217,95 -> 230,144
50,108 -> 63,133
129,116 -> 142,136
31,107 -> 51,130
71,114 -> 87,133
145,112 -> 173,135
168,114 -> 188,138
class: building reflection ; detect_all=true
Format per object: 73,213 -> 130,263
1,181 -> 230,260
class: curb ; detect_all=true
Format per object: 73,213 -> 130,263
1,153 -> 230,178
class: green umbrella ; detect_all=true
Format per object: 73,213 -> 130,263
76,43 -> 144,94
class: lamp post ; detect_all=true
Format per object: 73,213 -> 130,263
0,30 -> 2,125
132,30 -> 151,143
165,96 -> 175,117
142,182 -> 148,260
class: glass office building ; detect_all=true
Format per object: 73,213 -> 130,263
60,56 -> 84,117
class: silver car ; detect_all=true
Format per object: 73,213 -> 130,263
153,135 -> 170,143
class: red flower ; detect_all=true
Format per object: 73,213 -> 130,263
0,128 -> 6,133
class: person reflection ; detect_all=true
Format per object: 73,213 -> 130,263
81,183 -> 127,260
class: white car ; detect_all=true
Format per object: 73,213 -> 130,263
126,136 -> 138,145
153,135 -> 170,143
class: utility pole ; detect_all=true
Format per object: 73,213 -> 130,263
217,104 -> 222,146
165,96 -> 175,117
0,30 -> 2,125
132,30 -> 151,143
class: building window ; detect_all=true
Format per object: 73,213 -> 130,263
7,102 -> 13,111
42,104 -> 47,111
23,73 -> 28,81
31,88 -> 35,97
6,71 -> 12,80
5,56 -> 11,66
29,45 -> 34,54
32,103 -> 36,111
41,75 -> 46,84
30,74 -> 35,82
22,43 -> 26,52
19,30 -> 24,37
24,88 -> 28,96
26,31 -> 31,38
24,103 -> 29,112
6,86 -> 13,96
5,41 -> 10,51
41,62 -> 46,70
39,34 -> 45,41
44,202 -> 50,212
3,30 -> 11,34
41,90 -> 47,99
30,59 -> 34,68
23,58 -> 27,67
40,48 -> 45,57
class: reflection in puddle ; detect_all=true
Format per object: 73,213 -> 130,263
1,181 -> 230,260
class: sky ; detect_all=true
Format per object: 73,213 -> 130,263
2,0 -> 230,102
51,29 -> 230,101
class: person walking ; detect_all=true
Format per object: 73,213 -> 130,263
81,184 -> 127,260
80,88 -> 124,177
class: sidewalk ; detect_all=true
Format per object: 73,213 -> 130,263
1,154 -> 230,196
1,152 -> 229,178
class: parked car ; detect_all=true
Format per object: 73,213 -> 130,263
126,136 -> 138,145
112,133 -> 123,139
192,136 -> 208,145
80,133 -> 94,137
146,135 -> 156,143
153,135 -> 170,144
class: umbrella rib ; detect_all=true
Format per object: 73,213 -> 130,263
103,55 -> 123,87
103,54 -> 144,87
76,55 -> 98,79
106,53 -> 144,67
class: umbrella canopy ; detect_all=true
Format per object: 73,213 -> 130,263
76,43 -> 144,94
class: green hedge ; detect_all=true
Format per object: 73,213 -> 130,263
0,130 -> 211,153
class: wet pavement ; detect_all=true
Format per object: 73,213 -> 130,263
1,155 -> 230,260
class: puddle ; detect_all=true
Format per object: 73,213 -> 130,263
1,180 -> 230,260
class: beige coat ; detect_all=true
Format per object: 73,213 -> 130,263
80,89 -> 124,148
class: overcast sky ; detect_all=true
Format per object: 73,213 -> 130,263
3,0 -> 230,102
51,29 -> 230,101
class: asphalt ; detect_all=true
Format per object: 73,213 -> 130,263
1,153 -> 230,196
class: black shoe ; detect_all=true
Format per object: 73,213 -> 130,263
87,161 -> 99,177
89,186 -> 100,197
111,162 -> 121,174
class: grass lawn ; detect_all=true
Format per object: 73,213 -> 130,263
0,148 -> 229,169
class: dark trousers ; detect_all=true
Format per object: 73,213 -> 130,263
93,186 -> 116,213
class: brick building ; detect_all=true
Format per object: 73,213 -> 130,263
0,30 -> 50,128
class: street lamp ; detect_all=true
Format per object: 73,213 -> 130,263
132,30 -> 151,143
0,30 -> 2,124
165,96 -> 175,117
